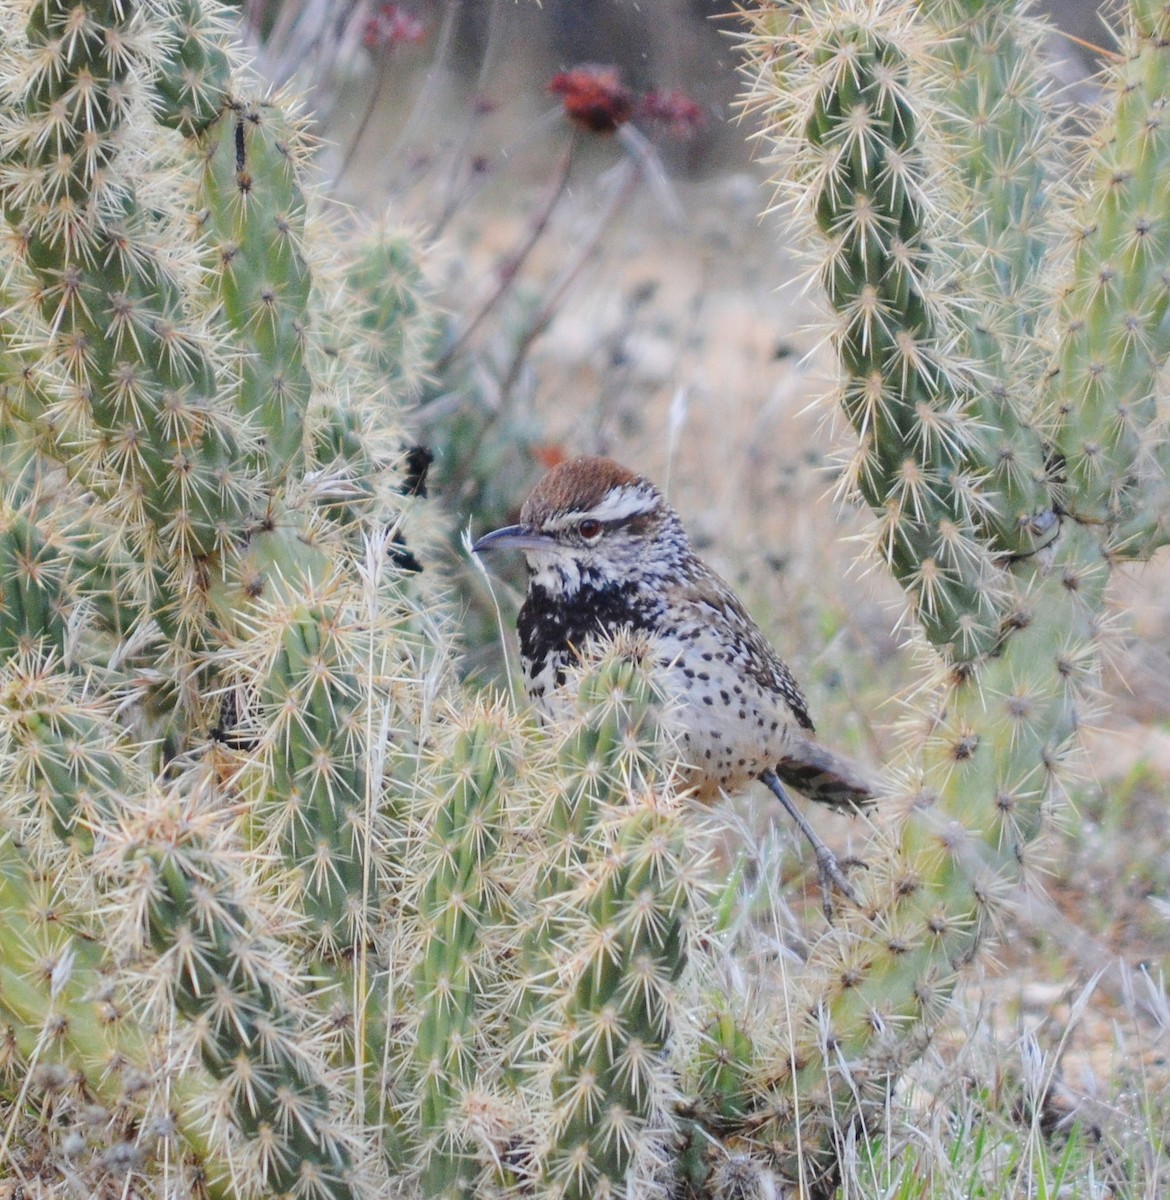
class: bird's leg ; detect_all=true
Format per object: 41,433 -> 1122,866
759,768 -> 861,919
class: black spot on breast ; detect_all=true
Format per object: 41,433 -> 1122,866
517,580 -> 660,689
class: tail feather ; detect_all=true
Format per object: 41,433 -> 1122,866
774,733 -> 875,812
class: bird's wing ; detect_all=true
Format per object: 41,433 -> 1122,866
666,563 -> 815,732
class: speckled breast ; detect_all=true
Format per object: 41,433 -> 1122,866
651,628 -> 797,799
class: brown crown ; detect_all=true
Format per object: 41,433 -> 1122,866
520,456 -> 648,526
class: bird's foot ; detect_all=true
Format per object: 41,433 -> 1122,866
812,843 -> 861,922
759,767 -> 863,921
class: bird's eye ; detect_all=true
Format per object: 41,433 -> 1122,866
578,518 -> 603,541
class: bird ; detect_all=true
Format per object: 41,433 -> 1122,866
472,455 -> 874,911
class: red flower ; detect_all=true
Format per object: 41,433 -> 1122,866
362,5 -> 426,51
549,66 -> 635,134
640,89 -> 705,137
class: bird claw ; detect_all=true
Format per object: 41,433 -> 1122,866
759,768 -> 863,921
814,844 -> 861,922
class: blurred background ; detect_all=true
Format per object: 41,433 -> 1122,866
231,0 -> 1140,715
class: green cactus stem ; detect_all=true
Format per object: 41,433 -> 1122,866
197,98 -> 313,475
151,0 -> 233,137
919,0 -> 1058,549
0,485 -> 76,663
0,838 -> 228,1193
1048,0 -> 1170,550
208,522 -> 379,954
346,226 -> 436,401
0,0 -> 260,577
801,18 -> 1007,656
749,4 -> 1061,658
126,792 -> 364,1200
513,648 -> 702,1199
408,701 -> 520,1198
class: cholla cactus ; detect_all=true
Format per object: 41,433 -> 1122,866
386,644 -> 705,1198
0,0 -> 426,1192
511,650 -> 703,1199
722,0 -> 1170,1191
1,0 -> 1169,1197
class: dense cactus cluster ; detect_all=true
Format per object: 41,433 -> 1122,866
0,0 -> 1168,1197
513,656 -> 700,1199
730,0 -> 1170,1190
0,0 -> 419,1192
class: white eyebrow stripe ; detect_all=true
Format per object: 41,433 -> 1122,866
544,485 -> 659,531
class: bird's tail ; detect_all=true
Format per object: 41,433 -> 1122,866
774,733 -> 876,812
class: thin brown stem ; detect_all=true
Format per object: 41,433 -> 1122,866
429,0 -> 508,239
496,153 -> 643,405
334,51 -> 393,189
381,0 -> 464,195
433,136 -> 576,375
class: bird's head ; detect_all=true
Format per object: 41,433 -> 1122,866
472,456 -> 688,595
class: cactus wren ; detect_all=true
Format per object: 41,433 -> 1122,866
472,455 -> 872,908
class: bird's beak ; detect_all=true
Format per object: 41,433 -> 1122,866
471,524 -> 557,555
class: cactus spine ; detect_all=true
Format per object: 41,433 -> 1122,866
522,655 -> 697,1200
